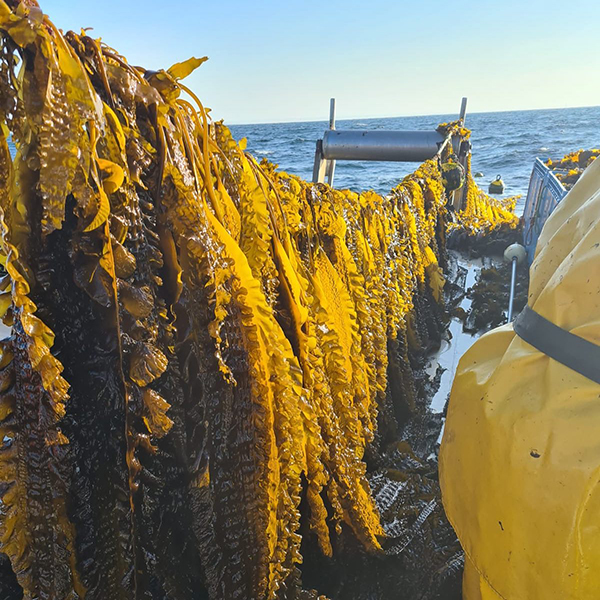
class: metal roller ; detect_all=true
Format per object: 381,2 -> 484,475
321,130 -> 446,162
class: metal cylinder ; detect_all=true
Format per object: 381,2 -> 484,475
321,130 -> 446,162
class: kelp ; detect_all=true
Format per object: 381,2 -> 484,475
437,121 -> 520,235
0,2 -> 514,599
545,148 -> 600,190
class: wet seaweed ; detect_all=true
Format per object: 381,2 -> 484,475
0,2 -> 518,599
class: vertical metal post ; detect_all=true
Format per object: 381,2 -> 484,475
459,97 -> 468,123
504,243 -> 526,320
312,139 -> 327,184
328,97 -> 336,129
507,257 -> 518,322
452,96 -> 469,210
325,98 -> 336,186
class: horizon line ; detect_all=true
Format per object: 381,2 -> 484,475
225,103 -> 600,128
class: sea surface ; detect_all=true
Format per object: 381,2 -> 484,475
230,105 -> 600,214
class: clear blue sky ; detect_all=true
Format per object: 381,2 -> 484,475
44,0 -> 600,124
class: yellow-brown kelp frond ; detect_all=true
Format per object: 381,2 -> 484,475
0,13 -> 84,597
438,121 -> 520,235
457,154 -> 520,234
0,2 -> 513,599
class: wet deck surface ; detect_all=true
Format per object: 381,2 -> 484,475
427,256 -> 483,414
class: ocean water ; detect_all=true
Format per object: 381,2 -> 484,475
230,105 -> 600,213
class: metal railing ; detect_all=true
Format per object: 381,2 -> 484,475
523,158 -> 567,262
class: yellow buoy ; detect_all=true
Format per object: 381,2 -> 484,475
488,174 -> 504,194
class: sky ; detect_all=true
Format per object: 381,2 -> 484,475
42,0 -> 600,124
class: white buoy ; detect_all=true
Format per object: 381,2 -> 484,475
504,243 -> 527,264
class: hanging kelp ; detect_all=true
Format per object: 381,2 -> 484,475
0,2 -> 515,599
437,121 -> 520,235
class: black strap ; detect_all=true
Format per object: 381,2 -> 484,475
513,305 -> 600,385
